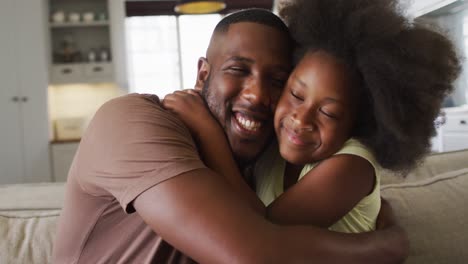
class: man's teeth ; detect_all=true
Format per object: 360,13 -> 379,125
236,115 -> 261,131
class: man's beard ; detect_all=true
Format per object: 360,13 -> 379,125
201,73 -> 224,129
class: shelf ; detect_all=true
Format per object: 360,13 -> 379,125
50,20 -> 109,28
48,0 -> 114,84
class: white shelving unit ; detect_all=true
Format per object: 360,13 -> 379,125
47,0 -> 114,84
47,0 -> 128,182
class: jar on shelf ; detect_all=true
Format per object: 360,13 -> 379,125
51,10 -> 65,23
68,12 -> 80,23
87,49 -> 97,62
82,12 -> 95,23
97,12 -> 107,21
99,47 -> 110,62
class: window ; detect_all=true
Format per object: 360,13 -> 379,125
126,14 -> 221,97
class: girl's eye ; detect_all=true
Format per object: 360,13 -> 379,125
319,108 -> 337,119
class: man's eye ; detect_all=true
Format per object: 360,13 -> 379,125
228,67 -> 248,74
290,90 -> 303,101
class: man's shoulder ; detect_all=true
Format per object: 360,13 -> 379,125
104,93 -> 161,109
95,93 -> 176,121
92,93 -> 189,138
124,93 -> 161,103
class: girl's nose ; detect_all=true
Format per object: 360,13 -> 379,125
291,108 -> 316,133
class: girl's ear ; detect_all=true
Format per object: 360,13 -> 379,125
195,57 -> 210,91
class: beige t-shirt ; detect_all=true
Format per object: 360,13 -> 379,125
53,94 -> 206,264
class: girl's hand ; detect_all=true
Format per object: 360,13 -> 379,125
162,89 -> 220,139
165,89 -> 265,214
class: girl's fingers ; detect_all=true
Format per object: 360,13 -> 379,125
186,89 -> 200,95
162,94 -> 174,106
162,89 -> 203,111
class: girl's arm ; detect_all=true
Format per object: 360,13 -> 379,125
267,154 -> 375,227
163,89 -> 265,215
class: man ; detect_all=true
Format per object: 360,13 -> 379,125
54,9 -> 407,264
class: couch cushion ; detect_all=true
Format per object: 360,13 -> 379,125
0,210 -> 60,264
381,168 -> 468,264
0,182 -> 65,211
0,182 -> 65,264
380,148 -> 468,185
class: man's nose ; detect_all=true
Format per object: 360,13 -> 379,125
241,77 -> 272,107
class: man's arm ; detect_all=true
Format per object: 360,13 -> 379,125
134,168 -> 408,264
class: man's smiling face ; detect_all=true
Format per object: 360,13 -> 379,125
198,22 -> 292,165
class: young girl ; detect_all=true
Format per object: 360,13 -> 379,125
163,0 -> 460,232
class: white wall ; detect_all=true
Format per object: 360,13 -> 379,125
427,12 -> 468,106
407,0 -> 458,17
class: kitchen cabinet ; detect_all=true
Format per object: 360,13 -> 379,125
0,0 -> 51,184
48,0 -> 113,84
47,0 -> 128,89
50,142 -> 79,182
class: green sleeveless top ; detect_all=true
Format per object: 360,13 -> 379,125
255,139 -> 381,233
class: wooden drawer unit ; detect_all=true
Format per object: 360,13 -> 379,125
443,115 -> 468,132
84,62 -> 113,79
436,105 -> 468,152
51,64 -> 83,83
50,63 -> 114,84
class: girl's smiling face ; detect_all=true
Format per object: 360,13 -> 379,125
274,50 -> 359,165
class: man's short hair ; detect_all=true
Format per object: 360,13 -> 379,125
215,8 -> 290,37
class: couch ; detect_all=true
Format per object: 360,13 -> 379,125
1,149 -> 467,264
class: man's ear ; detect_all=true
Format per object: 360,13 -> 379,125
195,57 -> 210,91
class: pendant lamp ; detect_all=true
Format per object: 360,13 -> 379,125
174,0 -> 227,14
